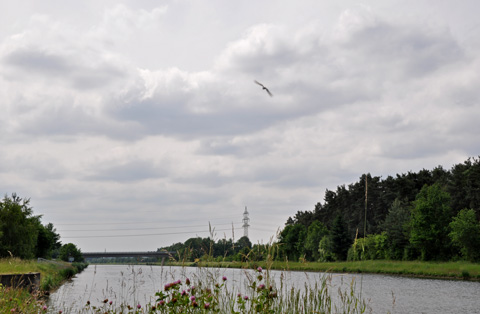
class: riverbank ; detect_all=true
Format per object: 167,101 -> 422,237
170,259 -> 480,281
0,257 -> 88,312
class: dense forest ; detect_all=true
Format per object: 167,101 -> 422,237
161,157 -> 480,264
279,156 -> 480,262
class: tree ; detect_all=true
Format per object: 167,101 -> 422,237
409,184 -> 453,260
330,215 -> 351,261
278,224 -> 306,261
380,198 -> 411,260
0,194 -> 40,259
59,243 -> 84,262
36,222 -> 62,258
304,221 -> 329,261
449,209 -> 480,261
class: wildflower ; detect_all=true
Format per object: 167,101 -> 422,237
186,278 -> 191,285
257,266 -> 263,273
237,293 -> 242,298
10,309 -> 16,313
204,302 -> 210,309
181,290 -> 187,296
244,295 -> 249,300
258,284 -> 266,290
222,276 -> 227,281
158,300 -> 165,306
103,299 -> 109,303
109,301 -> 113,305
42,305 -> 47,311
137,304 -> 141,309
59,311 -> 63,314
190,295 -> 196,302
175,279 -> 181,285
86,301 -> 90,305
192,300 -> 199,307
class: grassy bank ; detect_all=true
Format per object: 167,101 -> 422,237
174,260 -> 480,281
0,257 -> 88,312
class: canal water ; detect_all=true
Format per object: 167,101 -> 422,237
48,264 -> 480,313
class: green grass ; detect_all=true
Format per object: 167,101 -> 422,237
178,259 -> 480,281
1,258 -> 88,313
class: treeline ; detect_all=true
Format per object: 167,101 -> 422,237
0,193 -> 84,261
158,235 -> 275,262
278,157 -> 480,262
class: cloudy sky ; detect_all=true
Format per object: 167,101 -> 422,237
1,0 -> 479,252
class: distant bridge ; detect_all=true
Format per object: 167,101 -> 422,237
82,251 -> 176,264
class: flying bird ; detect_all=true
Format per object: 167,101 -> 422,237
254,80 -> 273,97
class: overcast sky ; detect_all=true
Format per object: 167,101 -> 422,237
1,0 -> 479,252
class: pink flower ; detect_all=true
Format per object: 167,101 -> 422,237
257,266 -> 263,273
42,305 -> 47,311
204,302 -> 210,309
137,304 -> 141,309
158,300 -> 165,306
190,295 -> 196,302
244,295 -> 249,300
222,276 -> 227,281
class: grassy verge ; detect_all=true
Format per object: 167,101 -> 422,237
170,260 -> 480,281
0,258 -> 88,312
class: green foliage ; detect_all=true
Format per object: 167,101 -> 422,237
318,235 -> 334,262
330,215 -> 351,261
304,221 -> 329,261
59,243 -> 84,262
449,209 -> 480,262
278,224 -> 306,261
0,194 -> 39,259
347,232 -> 388,261
409,184 -> 453,260
380,198 -> 411,260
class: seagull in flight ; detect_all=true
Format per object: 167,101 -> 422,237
254,80 -> 273,97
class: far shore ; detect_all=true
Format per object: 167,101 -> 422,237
150,259 -> 480,281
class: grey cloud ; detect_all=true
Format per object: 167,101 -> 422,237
3,47 -> 127,90
85,159 -> 167,182
339,19 -> 464,78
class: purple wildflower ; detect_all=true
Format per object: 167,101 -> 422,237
222,276 -> 227,281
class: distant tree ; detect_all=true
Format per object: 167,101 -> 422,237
318,235 -> 334,262
278,224 -> 306,261
380,198 -> 411,260
235,236 -> 252,252
59,243 -> 84,262
304,221 -> 329,261
0,194 -> 40,259
330,215 -> 351,261
449,209 -> 480,262
409,184 -> 453,260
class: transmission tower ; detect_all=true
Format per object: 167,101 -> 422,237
242,206 -> 250,238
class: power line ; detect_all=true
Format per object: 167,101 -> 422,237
54,215 -> 241,226
62,227 -> 243,239
58,223 -> 242,232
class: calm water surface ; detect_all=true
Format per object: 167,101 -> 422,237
48,264 -> 480,313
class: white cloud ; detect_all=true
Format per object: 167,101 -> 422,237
1,1 -> 479,251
